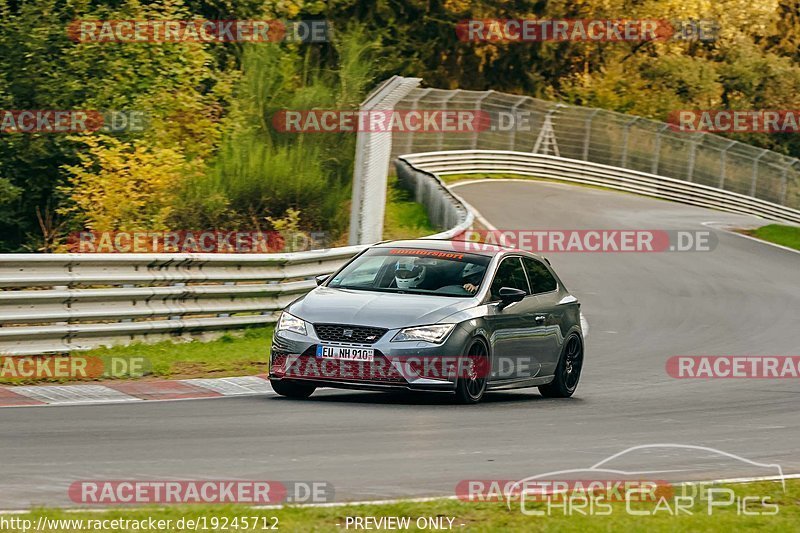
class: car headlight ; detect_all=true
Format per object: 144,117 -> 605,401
392,324 -> 455,343
277,312 -> 308,336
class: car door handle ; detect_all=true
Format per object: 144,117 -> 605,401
534,315 -> 547,323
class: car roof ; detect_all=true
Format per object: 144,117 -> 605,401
372,239 -> 549,261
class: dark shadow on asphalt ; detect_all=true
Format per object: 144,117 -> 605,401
268,389 -> 586,406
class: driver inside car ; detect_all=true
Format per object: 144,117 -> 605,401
394,258 -> 427,289
394,258 -> 485,294
461,263 -> 486,294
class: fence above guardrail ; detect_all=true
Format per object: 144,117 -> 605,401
400,150 -> 800,224
389,86 -> 799,214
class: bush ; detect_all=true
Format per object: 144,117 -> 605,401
170,27 -> 377,237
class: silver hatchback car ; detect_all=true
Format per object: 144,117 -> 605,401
269,239 -> 584,403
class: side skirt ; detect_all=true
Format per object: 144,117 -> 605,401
487,375 -> 554,391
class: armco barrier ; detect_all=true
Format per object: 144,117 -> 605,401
399,150 -> 800,225
0,178 -> 473,355
0,248 -> 363,355
396,158 -> 474,232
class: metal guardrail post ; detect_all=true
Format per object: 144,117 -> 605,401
781,166 -> 789,205
583,109 -> 600,161
718,140 -> 737,189
620,117 -> 639,168
686,134 -> 701,182
651,124 -> 670,175
750,149 -> 768,197
509,95 -> 528,152
780,160 -> 797,205
403,88 -> 430,155
438,91 -> 458,151
471,91 -> 492,150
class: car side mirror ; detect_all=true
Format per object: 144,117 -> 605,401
497,287 -> 526,310
315,274 -> 329,286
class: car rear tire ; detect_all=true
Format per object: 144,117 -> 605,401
539,334 -> 583,398
270,379 -> 316,399
455,339 -> 489,404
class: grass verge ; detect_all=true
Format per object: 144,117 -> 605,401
3,480 -> 797,532
383,177 -> 437,240
0,327 -> 272,385
741,224 -> 800,251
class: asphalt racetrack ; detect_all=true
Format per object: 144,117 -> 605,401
2,180 -> 798,509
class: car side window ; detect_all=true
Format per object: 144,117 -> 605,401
523,257 -> 558,294
490,257 -> 530,300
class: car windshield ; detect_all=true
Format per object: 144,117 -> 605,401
327,247 -> 492,297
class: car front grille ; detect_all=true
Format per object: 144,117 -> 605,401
313,324 -> 388,344
279,352 -> 407,384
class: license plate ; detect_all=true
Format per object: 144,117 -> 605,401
316,345 -> 375,362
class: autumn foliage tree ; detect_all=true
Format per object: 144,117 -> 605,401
59,135 -> 198,233
1,0 -> 800,251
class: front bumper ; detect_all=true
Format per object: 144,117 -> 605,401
269,323 -> 474,392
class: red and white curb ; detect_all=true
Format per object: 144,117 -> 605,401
0,375 -> 274,408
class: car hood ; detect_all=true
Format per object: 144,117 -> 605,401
287,287 -> 474,329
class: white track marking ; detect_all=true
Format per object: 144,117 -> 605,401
11,385 -> 141,405
180,376 -> 275,396
0,376 -> 276,408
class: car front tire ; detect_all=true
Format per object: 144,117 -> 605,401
539,334 -> 583,398
455,338 -> 490,404
270,379 -> 316,399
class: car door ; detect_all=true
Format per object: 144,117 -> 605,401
522,256 -> 564,376
485,256 -> 543,381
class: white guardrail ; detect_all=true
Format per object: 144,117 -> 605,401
400,150 -> 800,225
0,186 -> 472,356
0,248 -> 366,355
